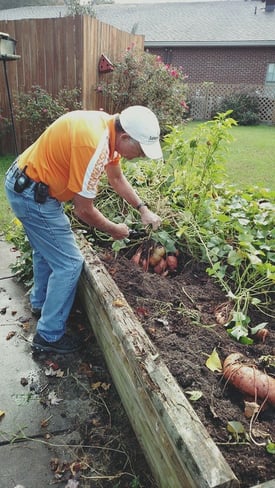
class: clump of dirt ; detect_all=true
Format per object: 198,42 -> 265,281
98,249 -> 275,488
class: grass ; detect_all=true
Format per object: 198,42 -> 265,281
0,123 -> 274,228
182,122 -> 275,190
0,154 -> 15,229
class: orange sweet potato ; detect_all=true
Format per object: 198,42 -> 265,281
223,352 -> 275,406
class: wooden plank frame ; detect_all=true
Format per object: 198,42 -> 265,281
78,240 -> 274,488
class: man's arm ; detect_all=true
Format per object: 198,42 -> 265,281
73,193 -> 129,240
106,163 -> 162,230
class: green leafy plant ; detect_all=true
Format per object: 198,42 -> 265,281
64,0 -> 113,16
116,113 -> 273,340
5,218 -> 33,288
98,46 -> 189,134
161,116 -> 274,341
15,85 -> 82,146
214,91 -> 260,126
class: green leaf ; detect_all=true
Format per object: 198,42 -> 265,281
227,421 -> 246,441
205,348 -> 222,372
185,390 -> 203,401
250,323 -> 268,335
229,324 -> 248,340
266,442 -> 275,455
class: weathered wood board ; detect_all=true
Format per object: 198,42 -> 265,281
78,240 -> 274,488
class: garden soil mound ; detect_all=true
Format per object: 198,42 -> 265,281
98,249 -> 275,488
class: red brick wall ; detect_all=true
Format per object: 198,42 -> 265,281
147,46 -> 275,84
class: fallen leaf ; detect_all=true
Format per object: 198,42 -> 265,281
45,360 -> 59,370
0,410 -> 5,419
6,331 -> 16,340
41,418 -> 51,428
48,391 -> 63,405
244,400 -> 260,418
45,367 -> 64,377
112,298 -> 126,307
206,348 -> 222,372
135,306 -> 149,318
91,381 -> 101,390
185,390 -> 203,401
22,322 -> 30,332
78,362 -> 93,377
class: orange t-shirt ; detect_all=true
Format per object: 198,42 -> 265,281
17,110 -> 120,202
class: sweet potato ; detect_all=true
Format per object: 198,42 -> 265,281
223,352 -> 275,406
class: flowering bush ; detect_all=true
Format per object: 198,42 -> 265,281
15,86 -> 82,146
98,46 -> 189,134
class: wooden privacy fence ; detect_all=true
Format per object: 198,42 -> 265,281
0,15 -> 143,154
187,83 -> 275,124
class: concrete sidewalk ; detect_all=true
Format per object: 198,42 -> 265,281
0,236 -> 91,488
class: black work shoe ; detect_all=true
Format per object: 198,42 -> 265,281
31,332 -> 81,354
31,307 -> 42,319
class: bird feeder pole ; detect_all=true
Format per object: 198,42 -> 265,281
0,32 -> 21,156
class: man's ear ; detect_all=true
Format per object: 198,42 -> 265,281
119,132 -> 130,141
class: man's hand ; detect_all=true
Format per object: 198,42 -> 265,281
110,223 -> 130,240
139,207 -> 162,230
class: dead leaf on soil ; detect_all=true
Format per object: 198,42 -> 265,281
91,381 -> 111,391
78,362 -> 93,377
206,348 -> 222,372
112,297 -> 126,307
0,410 -> 5,420
244,400 -> 260,418
214,301 -> 234,325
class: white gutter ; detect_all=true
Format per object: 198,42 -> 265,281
145,40 -> 275,47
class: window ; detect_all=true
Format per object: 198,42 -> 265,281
265,63 -> 275,84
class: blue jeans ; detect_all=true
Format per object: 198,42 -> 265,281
5,165 -> 84,342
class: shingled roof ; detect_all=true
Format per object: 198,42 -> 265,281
94,1 -> 275,46
0,1 -> 274,47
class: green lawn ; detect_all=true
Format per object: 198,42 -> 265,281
183,122 -> 275,190
0,155 -> 15,229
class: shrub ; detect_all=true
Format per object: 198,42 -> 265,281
98,46 -> 189,134
0,110 -> 11,155
15,85 -> 82,146
215,91 -> 260,125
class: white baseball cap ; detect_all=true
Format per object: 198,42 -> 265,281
120,105 -> 163,160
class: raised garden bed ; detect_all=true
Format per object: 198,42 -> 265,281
78,237 -> 275,488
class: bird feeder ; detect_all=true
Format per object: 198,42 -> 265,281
0,32 -> 20,61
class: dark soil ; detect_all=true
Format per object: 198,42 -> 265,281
96,248 -> 275,488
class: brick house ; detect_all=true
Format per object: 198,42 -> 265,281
94,0 -> 275,122
1,1 -> 275,122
